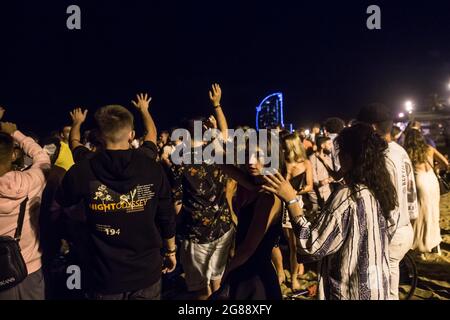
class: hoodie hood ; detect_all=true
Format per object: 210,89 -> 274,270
0,171 -> 29,214
90,150 -> 146,194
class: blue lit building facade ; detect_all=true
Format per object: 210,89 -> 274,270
256,92 -> 292,131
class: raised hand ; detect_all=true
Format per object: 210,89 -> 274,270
132,93 -> 152,113
262,171 -> 297,203
0,107 -> 5,120
207,115 -> 218,129
209,83 -> 222,107
70,108 -> 88,126
0,122 -> 17,135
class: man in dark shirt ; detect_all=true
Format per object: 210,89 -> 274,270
170,84 -> 234,300
57,96 -> 176,300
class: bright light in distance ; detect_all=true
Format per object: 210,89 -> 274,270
398,113 -> 405,118
405,101 -> 414,113
405,101 -> 413,109
304,129 -> 310,136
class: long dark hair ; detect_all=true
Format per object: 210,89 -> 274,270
336,123 -> 397,219
404,129 -> 429,166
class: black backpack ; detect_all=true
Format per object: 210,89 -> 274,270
0,198 -> 29,291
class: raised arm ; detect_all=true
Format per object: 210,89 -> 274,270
209,83 -> 228,141
132,93 -> 157,144
263,172 -> 346,262
1,122 -> 51,189
431,147 -> 449,169
69,108 -> 88,151
0,106 -> 5,120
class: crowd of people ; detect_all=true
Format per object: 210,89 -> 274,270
0,84 -> 448,300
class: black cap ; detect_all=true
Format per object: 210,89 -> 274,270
357,103 -> 394,123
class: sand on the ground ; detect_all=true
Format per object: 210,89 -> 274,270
283,194 -> 450,300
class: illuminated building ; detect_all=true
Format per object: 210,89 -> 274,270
256,92 -> 285,130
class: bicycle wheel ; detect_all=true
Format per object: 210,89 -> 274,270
398,252 -> 418,300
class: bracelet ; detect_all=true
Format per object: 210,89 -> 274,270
164,252 -> 177,258
163,245 -> 177,256
286,198 -> 300,206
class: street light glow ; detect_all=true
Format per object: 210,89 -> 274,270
398,112 -> 405,118
405,100 -> 414,113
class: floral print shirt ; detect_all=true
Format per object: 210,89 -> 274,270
170,149 -> 232,244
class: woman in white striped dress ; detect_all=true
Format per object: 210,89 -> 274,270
263,123 -> 397,300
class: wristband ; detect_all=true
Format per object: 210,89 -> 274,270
163,245 -> 177,256
286,198 -> 300,206
164,252 -> 177,258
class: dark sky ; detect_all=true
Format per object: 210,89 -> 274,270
1,0 -> 450,137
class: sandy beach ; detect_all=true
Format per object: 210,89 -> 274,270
164,195 -> 450,300
408,194 -> 450,300
281,194 -> 450,300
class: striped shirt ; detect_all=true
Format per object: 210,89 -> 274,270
292,185 -> 390,300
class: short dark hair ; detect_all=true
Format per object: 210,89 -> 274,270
87,128 -> 105,150
357,103 -> 393,135
0,133 -> 14,164
376,121 -> 394,135
95,105 -> 134,143
324,118 -> 345,134
315,135 -> 331,149
391,126 -> 402,138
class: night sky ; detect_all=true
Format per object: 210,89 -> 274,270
1,0 -> 450,137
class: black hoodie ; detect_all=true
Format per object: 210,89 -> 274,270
56,147 -> 176,294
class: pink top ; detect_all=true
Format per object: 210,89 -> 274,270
0,131 -> 51,274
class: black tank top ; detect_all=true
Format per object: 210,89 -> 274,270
235,194 -> 281,268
